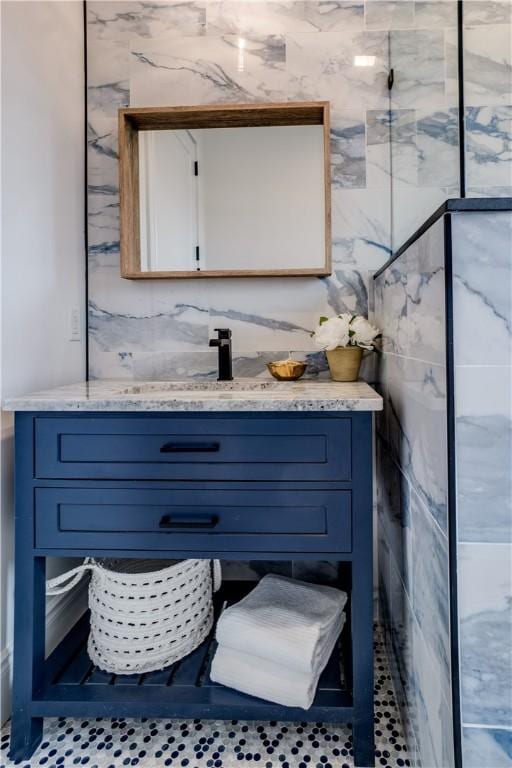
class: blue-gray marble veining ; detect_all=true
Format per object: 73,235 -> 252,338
465,106 -> 512,193
458,543 -> 512,727
86,0 -> 398,382
374,212 -> 453,767
451,210 -> 512,766
463,10 -> 512,198
377,201 -> 512,767
462,727 -> 512,768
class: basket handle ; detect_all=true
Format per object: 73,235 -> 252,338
212,560 -> 222,593
46,558 -> 96,596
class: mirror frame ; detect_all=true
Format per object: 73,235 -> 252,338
118,101 -> 331,279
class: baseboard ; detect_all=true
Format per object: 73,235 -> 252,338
0,582 -> 88,725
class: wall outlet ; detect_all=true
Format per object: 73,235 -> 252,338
69,307 -> 81,342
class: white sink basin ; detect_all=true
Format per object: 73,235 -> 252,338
119,379 -> 289,395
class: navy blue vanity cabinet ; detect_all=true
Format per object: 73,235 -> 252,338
10,411 -> 374,768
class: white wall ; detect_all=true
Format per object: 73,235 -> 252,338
1,0 -> 87,723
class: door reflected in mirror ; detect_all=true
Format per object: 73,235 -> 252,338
119,103 -> 331,279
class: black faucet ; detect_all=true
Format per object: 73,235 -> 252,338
209,328 -> 233,381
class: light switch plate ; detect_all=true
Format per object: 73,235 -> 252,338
69,307 -> 81,342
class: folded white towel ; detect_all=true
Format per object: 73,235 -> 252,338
215,574 -> 347,674
211,612 -> 346,709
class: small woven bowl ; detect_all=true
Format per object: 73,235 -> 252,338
267,360 -> 307,381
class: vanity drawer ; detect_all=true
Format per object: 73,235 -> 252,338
34,416 -> 352,482
34,487 -> 352,553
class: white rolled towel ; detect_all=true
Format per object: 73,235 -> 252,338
215,574 -> 348,674
211,612 -> 346,709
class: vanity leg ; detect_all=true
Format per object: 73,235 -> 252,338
351,557 -> 375,768
9,556 -> 46,761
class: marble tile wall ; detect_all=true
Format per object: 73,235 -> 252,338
86,0 -> 398,381
385,0 -> 461,249
375,206 -> 512,767
451,211 -> 512,767
366,0 -> 511,249
373,215 -> 454,767
463,3 -> 512,197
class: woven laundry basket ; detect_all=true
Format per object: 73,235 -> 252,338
46,558 -> 222,675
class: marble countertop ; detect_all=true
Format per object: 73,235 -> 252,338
3,378 -> 383,412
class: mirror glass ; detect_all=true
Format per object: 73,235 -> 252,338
138,125 -> 327,274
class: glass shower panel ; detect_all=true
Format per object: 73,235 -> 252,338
388,0 -> 461,250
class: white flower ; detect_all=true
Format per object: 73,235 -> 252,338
350,315 -> 380,350
313,314 -> 351,350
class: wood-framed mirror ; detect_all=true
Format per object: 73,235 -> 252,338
119,101 -> 331,279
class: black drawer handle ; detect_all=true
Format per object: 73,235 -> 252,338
159,514 -> 219,530
160,441 -> 220,453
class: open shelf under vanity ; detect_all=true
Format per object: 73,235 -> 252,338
37,580 -> 354,722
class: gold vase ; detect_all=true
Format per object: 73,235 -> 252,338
326,346 -> 363,382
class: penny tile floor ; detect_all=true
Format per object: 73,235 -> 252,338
1,629 -> 409,768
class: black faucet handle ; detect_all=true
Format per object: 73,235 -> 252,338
214,328 -> 232,339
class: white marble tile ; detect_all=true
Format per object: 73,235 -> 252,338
444,24 -> 459,106
86,1 -> 391,384
462,727 -> 512,768
206,1 -> 365,35
414,0 -> 457,28
416,108 -> 459,187
87,39 -> 129,119
88,292 -> 210,355
390,29 -> 446,109
376,216 -> 446,363
205,276 -> 326,354
364,0 -> 415,29
129,34 -> 288,107
452,211 -> 512,366
455,365 -> 512,543
391,185 -> 456,250
331,189 -> 391,269
407,614 -> 454,768
463,23 -> 512,106
410,489 -> 450,684
466,184 -> 512,197
88,349 -> 135,380
389,109 -> 418,189
329,268 -> 372,316
87,1 -> 207,42
106,347 -> 300,381
376,441 -> 413,592
458,542 -> 512,727
383,353 -> 448,533
87,116 -> 118,189
463,1 -> 512,26
206,1 -> 310,36
365,109 -> 392,190
386,554 -> 412,708
130,349 -> 218,379
380,551 -> 454,768
465,106 -> 512,191
330,108 -> 366,189
286,30 -> 389,109
87,116 -> 120,259
88,189 -> 120,259
89,256 -> 212,314
303,1 -> 365,32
